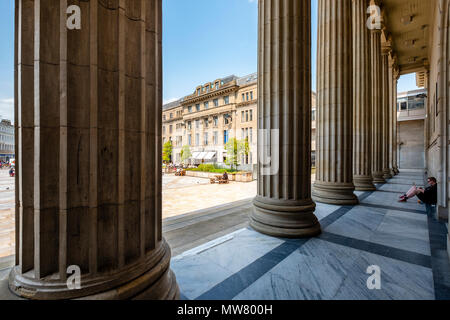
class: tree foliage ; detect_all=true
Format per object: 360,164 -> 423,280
225,138 -> 249,170
162,140 -> 173,163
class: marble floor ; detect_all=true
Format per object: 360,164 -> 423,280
171,171 -> 450,300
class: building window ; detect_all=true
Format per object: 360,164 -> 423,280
169,125 -> 173,134
163,115 -> 166,121
188,134 -> 192,146
204,101 -> 209,109
249,128 -> 253,143
204,133 -> 208,146
250,91 -> 253,100
204,118 -> 209,128
187,121 -> 192,130
224,130 -> 229,144
170,113 -> 173,119
195,133 -> 200,146
195,120 -> 200,129
188,106 -> 193,113
245,128 -> 249,140
213,116 -> 218,126
162,126 -> 165,134
213,99 -> 219,107
246,93 -> 249,101
241,111 -> 245,122
196,104 -> 200,112
242,128 -> 245,139
312,110 -> 316,121
242,93 -> 245,101
224,114 -> 231,125
215,83 -> 219,90
223,96 -> 229,104
250,109 -> 253,121
246,111 -> 249,122
213,131 -> 218,145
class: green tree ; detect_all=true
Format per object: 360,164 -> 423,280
225,138 -> 248,170
180,145 -> 192,164
162,140 -> 173,163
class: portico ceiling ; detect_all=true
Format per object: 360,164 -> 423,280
382,0 -> 436,75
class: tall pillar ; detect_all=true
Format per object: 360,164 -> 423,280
370,28 -> 385,183
313,0 -> 358,205
11,0 -> 179,300
352,0 -> 376,191
251,0 -> 321,238
392,61 -> 400,175
388,55 -> 395,176
381,45 -> 392,180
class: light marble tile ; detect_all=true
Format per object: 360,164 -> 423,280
376,215 -> 429,242
315,202 -> 341,221
233,272 -> 322,300
197,229 -> 284,273
171,254 -> 234,300
333,251 -> 434,300
268,239 -> 364,298
370,231 -> 431,256
325,207 -> 385,241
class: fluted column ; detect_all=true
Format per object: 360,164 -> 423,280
370,28 -> 385,183
251,0 -> 321,238
313,0 -> 358,205
381,46 -> 392,179
392,65 -> 400,174
352,0 -> 376,191
11,0 -> 179,300
388,57 -> 395,176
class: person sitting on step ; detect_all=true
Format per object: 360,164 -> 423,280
398,177 -> 437,204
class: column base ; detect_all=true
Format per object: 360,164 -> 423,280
390,168 -> 396,176
372,172 -> 386,184
383,169 -> 392,180
312,182 -> 359,205
250,197 -> 321,238
393,166 -> 400,175
353,175 -> 376,191
8,239 -> 179,300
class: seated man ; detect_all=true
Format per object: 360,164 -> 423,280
399,177 -> 437,204
222,172 -> 228,181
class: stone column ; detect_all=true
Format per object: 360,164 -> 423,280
370,28 -> 385,183
11,0 -> 179,300
352,0 -> 376,191
251,0 -> 321,238
313,0 -> 358,205
388,56 -> 395,176
392,64 -> 400,174
381,45 -> 392,180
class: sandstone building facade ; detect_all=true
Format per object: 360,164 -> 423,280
162,74 -> 317,167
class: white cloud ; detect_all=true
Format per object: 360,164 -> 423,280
0,98 -> 14,123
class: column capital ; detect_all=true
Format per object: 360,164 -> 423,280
381,40 -> 393,56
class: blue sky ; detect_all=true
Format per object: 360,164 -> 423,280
0,0 -> 418,120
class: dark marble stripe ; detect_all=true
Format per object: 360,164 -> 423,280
320,206 -> 354,229
358,191 -> 374,202
319,232 -> 432,269
359,203 -> 427,215
195,239 -> 309,300
426,210 -> 450,300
